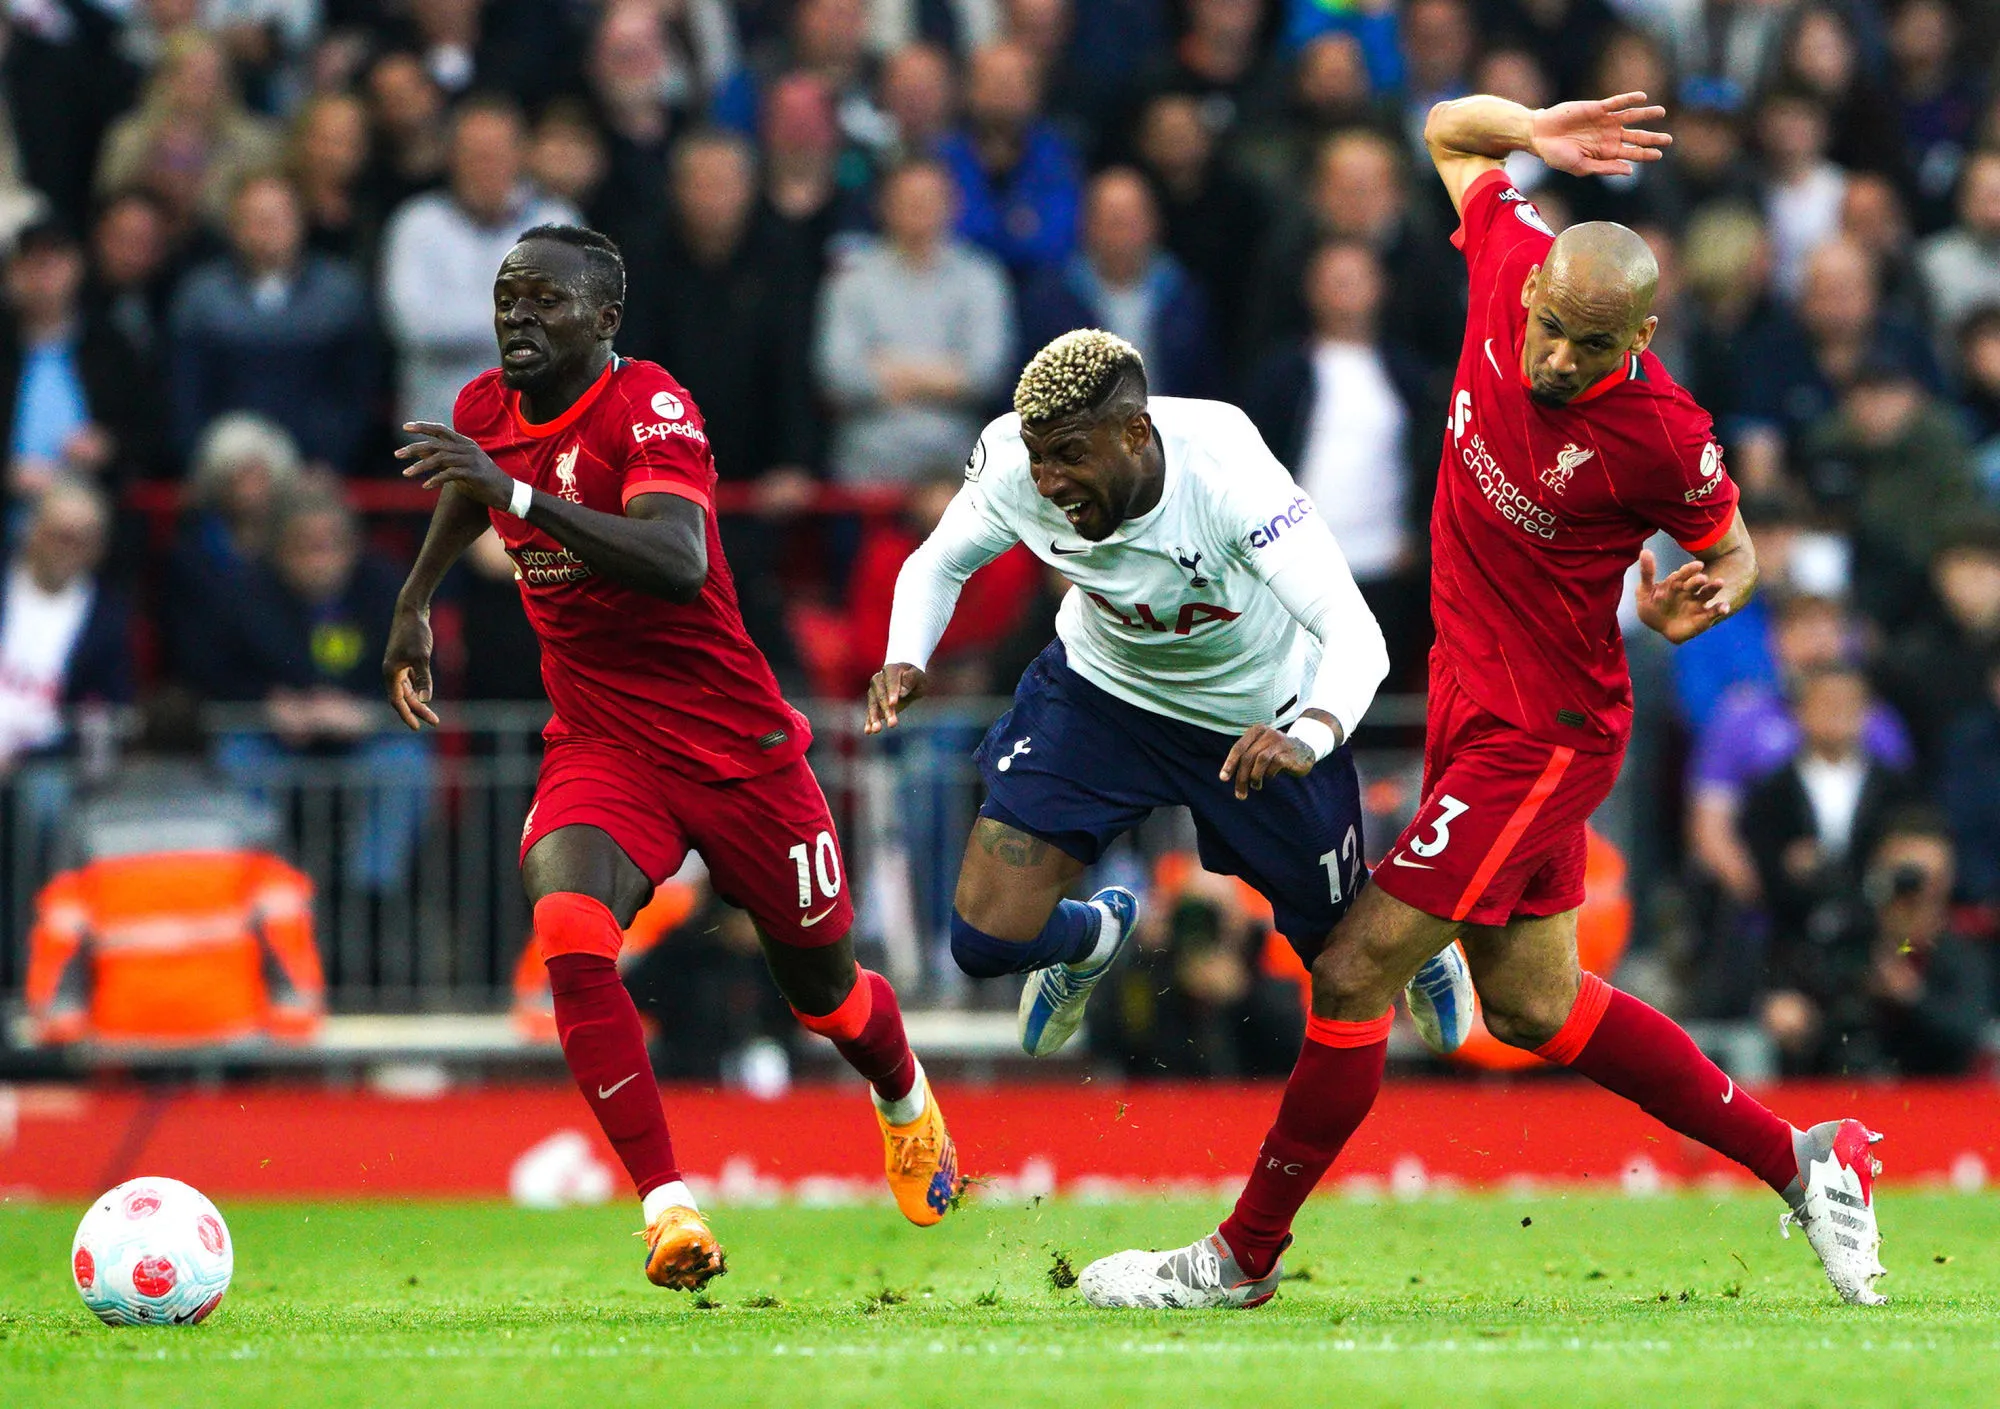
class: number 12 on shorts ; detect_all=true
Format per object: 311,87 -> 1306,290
788,830 -> 842,908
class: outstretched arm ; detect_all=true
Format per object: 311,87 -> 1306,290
384,484 -> 490,729
1634,509 -> 1758,646
864,485 -> 1015,734
1425,91 -> 1671,215
396,420 -> 708,602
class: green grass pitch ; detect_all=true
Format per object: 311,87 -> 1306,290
2,1193 -> 1996,1407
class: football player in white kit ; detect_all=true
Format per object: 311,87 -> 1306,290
864,330 -> 1472,1056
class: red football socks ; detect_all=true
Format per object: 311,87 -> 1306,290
539,894 -> 680,1199
1218,1012 -> 1393,1279
793,966 -> 920,1105
1539,974 -> 1798,1193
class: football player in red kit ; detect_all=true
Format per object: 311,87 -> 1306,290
382,226 -> 957,1291
1081,94 -> 1887,1310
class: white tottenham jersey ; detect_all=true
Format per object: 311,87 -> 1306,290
886,397 -> 1389,737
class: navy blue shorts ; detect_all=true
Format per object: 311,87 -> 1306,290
975,642 -> 1367,961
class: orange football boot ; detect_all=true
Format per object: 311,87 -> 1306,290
877,1078 -> 961,1226
639,1205 -> 727,1290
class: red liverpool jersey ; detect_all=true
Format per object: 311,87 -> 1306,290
1431,169 -> 1739,753
453,357 -> 810,780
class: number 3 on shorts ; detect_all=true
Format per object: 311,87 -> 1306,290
1409,794 -> 1470,859
787,831 -> 842,908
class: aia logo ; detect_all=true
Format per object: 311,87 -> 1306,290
1173,546 -> 1209,587
1086,592 -> 1242,636
554,443 -> 582,502
1540,442 -> 1594,494
650,389 -> 685,420
122,1190 -> 161,1220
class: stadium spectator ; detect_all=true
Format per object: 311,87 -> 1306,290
1744,664 -> 1918,1071
1917,150 -> 2000,349
397,0 -> 588,108
1839,173 -> 1927,330
1249,126 -> 1462,375
1686,595 -> 1913,916
1480,0 -> 1618,98
1942,646 -> 2000,905
758,72 -> 847,272
582,1 -> 687,250
361,50 -> 450,215
82,190 -> 173,364
168,173 -> 375,473
1241,238 -> 1432,682
0,479 -> 130,770
1235,33 -> 1396,189
1675,203 -> 1774,422
1662,78 -> 1763,215
2,218 -> 160,498
1796,362 -> 1977,613
814,157 -> 1012,485
876,43 -> 958,162
24,686 -> 324,1048
93,29 -> 281,236
1888,0 -> 1987,234
622,128 -> 817,678
937,40 -> 1082,278
165,412 -> 302,681
1959,306 -> 2000,496
1731,236 -> 1940,492
1,1 -> 134,232
1773,5 -> 1908,184
1396,0 -> 1475,155
377,97 -> 578,427
1280,0 -> 1400,90
1017,167 -> 1220,399
287,91 -> 379,264
1129,0 -> 1284,147
1132,90 -> 1268,367
526,99 -> 611,231
1758,804 -> 1989,1075
1754,88 -> 1848,301
186,487 -> 427,889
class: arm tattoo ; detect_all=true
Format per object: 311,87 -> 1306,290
973,819 -> 1049,869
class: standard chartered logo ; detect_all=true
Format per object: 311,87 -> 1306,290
1462,433 -> 1558,540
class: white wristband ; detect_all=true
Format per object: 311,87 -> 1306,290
1287,715 -> 1340,763
507,479 -> 533,519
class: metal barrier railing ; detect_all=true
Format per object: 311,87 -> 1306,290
3,698 -> 1438,1013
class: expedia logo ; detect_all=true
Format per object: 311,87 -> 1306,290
1247,495 -> 1313,550
651,390 -> 684,420
512,546 -> 592,584
1685,441 -> 1726,501
633,420 -> 707,445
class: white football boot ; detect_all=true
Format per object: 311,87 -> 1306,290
1018,886 -> 1138,1057
1780,1118 -> 1887,1305
1404,939 -> 1476,1055
1078,1228 -> 1287,1310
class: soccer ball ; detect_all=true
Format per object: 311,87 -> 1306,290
71,1177 -> 234,1327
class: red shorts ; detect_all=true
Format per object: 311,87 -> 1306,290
521,737 -> 854,948
1371,663 -> 1622,927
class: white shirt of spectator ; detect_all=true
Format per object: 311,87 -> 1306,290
887,397 -> 1389,738
1764,164 -> 1847,300
1300,340 -> 1408,582
0,564 -> 92,761
1797,752 -> 1868,857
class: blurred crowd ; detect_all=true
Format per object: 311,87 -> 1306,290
1,0 -> 1998,1074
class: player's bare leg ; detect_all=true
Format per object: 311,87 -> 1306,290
522,825 -> 722,1290
761,930 -> 960,1225
948,819 -> 1141,1056
1465,913 -> 1887,1304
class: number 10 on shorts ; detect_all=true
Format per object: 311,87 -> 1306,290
788,830 -> 842,908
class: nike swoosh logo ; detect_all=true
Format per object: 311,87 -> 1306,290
800,902 -> 840,928
1722,1078 -> 1734,1104
1390,854 -> 1434,870
1484,337 -> 1503,378
597,1073 -> 639,1100
1049,540 -> 1088,556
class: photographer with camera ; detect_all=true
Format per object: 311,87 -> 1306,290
1856,813 -> 1993,1077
